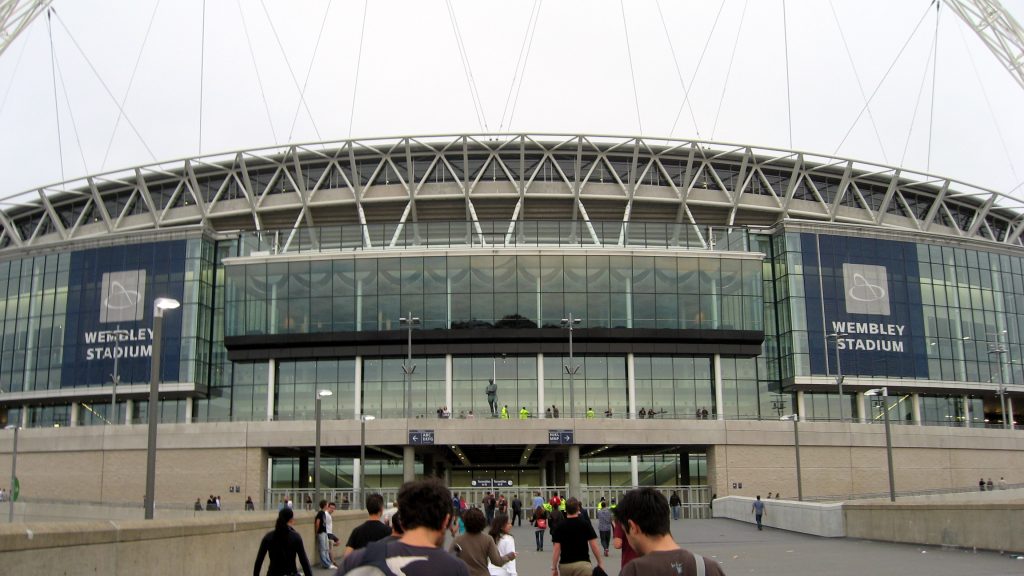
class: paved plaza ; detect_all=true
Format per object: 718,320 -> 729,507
315,516 -> 1022,576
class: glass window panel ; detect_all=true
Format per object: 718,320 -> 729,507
564,256 -> 587,293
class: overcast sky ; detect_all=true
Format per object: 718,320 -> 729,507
1,0 -> 1022,201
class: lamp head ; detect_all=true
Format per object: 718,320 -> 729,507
317,389 -> 333,399
864,387 -> 887,396
780,414 -> 798,422
153,297 -> 181,317
362,415 -> 375,422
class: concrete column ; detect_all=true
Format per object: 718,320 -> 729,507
267,359 -> 276,422
403,446 -> 415,482
678,451 -> 691,485
630,455 -> 639,488
184,397 -> 193,424
354,356 -> 363,418
540,462 -> 547,487
353,458 -> 362,494
445,354 -> 453,411
627,352 -> 636,419
963,395 -> 972,428
537,353 -> 545,418
69,402 -> 79,427
912,393 -> 922,426
568,445 -> 581,498
796,391 -> 806,419
125,400 -> 134,425
713,354 -> 724,420
1008,396 -> 1015,430
856,391 -> 867,423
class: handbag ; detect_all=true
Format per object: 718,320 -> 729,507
535,517 -> 547,529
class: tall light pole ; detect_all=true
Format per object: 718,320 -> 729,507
826,332 -> 848,422
561,314 -> 582,418
359,414 -> 375,507
865,388 -> 895,502
5,425 -> 18,522
314,389 -> 333,505
109,328 -> 129,426
144,297 -> 180,520
400,313 -> 420,419
780,415 -> 802,501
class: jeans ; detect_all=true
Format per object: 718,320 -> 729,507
599,529 -> 611,551
317,532 -> 332,567
672,505 -> 681,520
535,529 -> 545,550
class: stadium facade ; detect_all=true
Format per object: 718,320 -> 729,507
0,134 -> 1021,509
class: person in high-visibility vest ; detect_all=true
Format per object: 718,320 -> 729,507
500,405 -> 510,419
586,407 -> 595,418
519,406 -> 529,419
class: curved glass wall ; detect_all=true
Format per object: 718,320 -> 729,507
224,252 -> 763,336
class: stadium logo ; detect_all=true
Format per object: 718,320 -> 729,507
100,270 -> 146,323
842,263 -> 889,316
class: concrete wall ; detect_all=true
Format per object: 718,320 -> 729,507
844,502 -> 1024,553
0,510 -> 368,576
712,496 -> 845,537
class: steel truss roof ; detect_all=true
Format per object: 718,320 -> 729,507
1,134 -> 1022,252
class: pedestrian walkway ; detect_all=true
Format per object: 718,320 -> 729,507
315,516 -> 1021,575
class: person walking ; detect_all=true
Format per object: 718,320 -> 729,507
613,487 -> 726,576
501,405 -> 510,419
342,493 -> 391,557
550,498 -> 604,576
450,508 -> 516,576
252,507 -> 313,576
531,505 -> 548,551
751,495 -> 766,530
669,491 -> 681,520
596,500 -> 613,557
488,512 -> 518,576
314,500 -> 335,569
510,494 -> 523,526
519,406 -> 530,420
339,478 -> 469,575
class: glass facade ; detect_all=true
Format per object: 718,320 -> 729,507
223,253 -> 763,335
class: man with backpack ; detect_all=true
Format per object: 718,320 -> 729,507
613,487 -> 726,576
339,478 -> 469,575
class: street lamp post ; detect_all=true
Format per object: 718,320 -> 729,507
359,414 -> 375,507
5,425 -> 18,522
400,313 -> 420,419
780,415 -> 802,501
145,297 -> 180,520
560,314 -> 582,418
865,387 -> 896,502
826,332 -> 848,422
109,328 -> 129,426
314,389 -> 333,505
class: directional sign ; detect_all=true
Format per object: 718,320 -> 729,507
409,430 -> 435,445
493,480 -> 514,488
548,429 -> 574,445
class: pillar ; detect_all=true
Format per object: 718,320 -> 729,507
963,395 -> 972,428
796,391 -> 806,419
125,400 -> 134,425
403,446 -> 415,482
678,451 -> 691,485
912,393 -> 922,425
630,455 -> 639,488
267,359 -> 276,421
184,397 -> 193,424
354,356 -> 363,418
445,354 -> 453,411
568,445 -> 581,498
537,353 -> 545,418
1008,396 -> 1015,430
713,354 -> 724,420
69,402 -> 79,427
856,391 -> 867,423
540,461 -> 548,487
627,352 -> 636,419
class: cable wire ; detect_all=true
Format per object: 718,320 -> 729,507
898,23 -> 936,168
51,10 -> 157,162
46,9 -> 64,183
348,0 -> 368,139
956,20 -> 1019,184
782,0 -> 793,148
666,0 -> 725,140
51,32 -> 88,176
926,2 -> 940,172
620,0 -> 643,135
711,0 -> 749,141
445,0 -> 487,132
101,0 -> 162,171
289,0 -> 333,142
498,0 -> 541,132
198,0 -> 206,154
827,0 -> 888,163
506,0 -> 543,132
831,4 -> 933,157
0,23 -> 32,123
236,0 -> 278,144
259,0 -> 323,142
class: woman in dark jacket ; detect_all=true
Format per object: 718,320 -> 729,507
253,507 -> 313,576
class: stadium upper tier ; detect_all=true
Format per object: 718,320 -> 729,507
1,133 -> 1021,251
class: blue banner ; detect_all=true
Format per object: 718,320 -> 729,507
802,234 -> 928,378
60,240 -> 186,387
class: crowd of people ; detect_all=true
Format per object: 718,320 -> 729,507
253,483 -> 726,575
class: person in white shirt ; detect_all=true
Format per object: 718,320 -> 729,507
487,513 -> 517,576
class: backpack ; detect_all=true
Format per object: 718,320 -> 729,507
346,539 -> 396,576
694,553 -> 706,576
